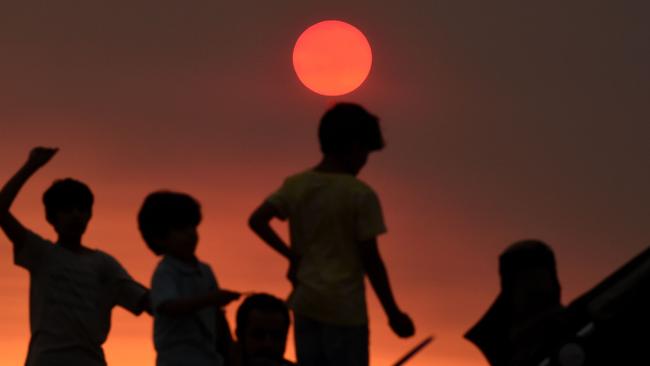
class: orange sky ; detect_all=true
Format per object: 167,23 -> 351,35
1,1 -> 649,366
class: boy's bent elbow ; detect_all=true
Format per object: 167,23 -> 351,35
248,212 -> 265,233
247,212 -> 258,227
0,206 -> 12,222
248,202 -> 276,232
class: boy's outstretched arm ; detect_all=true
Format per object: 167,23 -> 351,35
360,238 -> 415,338
0,147 -> 58,250
157,289 -> 241,316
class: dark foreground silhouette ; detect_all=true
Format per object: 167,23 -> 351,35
5,106 -> 646,366
466,240 -> 649,366
0,148 -> 149,366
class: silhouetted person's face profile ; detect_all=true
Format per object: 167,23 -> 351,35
236,294 -> 291,366
157,225 -> 199,259
43,178 -> 93,241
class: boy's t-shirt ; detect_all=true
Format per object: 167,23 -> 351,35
13,230 -> 148,366
151,255 -> 224,366
267,170 -> 387,326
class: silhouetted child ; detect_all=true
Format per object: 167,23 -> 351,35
138,191 -> 240,366
0,147 -> 150,366
249,103 -> 415,366
234,293 -> 295,366
468,242 -> 650,366
465,240 -> 565,366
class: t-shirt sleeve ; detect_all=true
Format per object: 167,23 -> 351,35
355,188 -> 387,242
105,255 -> 149,315
151,266 -> 179,310
266,180 -> 290,220
13,230 -> 51,271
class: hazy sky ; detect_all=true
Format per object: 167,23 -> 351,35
1,1 -> 649,365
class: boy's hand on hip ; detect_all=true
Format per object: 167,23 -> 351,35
26,147 -> 58,169
389,311 -> 415,338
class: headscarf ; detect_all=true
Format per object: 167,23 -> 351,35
465,240 -> 562,366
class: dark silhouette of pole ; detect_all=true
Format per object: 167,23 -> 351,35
392,336 -> 434,366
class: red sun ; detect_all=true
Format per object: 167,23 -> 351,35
293,20 -> 372,96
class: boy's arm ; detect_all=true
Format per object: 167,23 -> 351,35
360,237 -> 415,338
248,201 -> 298,284
0,147 -> 58,250
104,254 -> 153,315
156,289 -> 240,316
115,277 -> 152,316
248,201 -> 292,260
139,291 -> 152,315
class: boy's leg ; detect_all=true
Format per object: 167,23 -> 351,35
294,313 -> 325,366
321,322 -> 369,366
294,312 -> 369,366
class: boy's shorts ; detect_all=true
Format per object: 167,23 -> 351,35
294,313 -> 369,366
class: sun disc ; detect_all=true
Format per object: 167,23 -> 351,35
293,20 -> 372,96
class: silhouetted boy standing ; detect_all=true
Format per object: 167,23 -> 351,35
0,147 -> 149,366
138,191 -> 240,366
249,103 -> 415,366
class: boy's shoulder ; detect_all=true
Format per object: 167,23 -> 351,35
283,170 -> 376,193
85,248 -> 135,278
21,229 -> 54,247
154,256 -> 215,277
91,247 -> 120,262
196,258 -> 215,277
153,256 -> 177,275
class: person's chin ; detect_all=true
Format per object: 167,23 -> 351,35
62,227 -> 86,238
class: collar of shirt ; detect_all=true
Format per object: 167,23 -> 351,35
162,255 -> 205,275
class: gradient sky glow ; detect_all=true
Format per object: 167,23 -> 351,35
1,1 -> 649,366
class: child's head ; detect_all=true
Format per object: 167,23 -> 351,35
236,293 -> 290,363
318,103 -> 385,174
499,240 -> 561,313
138,191 -> 202,258
43,178 -> 94,238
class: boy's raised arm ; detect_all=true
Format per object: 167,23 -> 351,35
360,237 -> 415,338
0,147 -> 58,250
